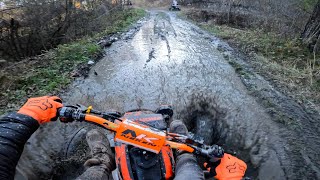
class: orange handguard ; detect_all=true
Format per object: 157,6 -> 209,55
85,114 -> 119,131
166,141 -> 194,153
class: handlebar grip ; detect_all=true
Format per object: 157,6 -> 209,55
58,107 -> 85,123
193,145 -> 224,162
207,145 -> 224,162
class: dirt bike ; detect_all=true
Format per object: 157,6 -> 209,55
169,5 -> 181,11
58,104 -> 224,180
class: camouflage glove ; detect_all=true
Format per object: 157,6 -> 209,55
18,96 -> 63,124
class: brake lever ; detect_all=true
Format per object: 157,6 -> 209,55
168,133 -> 205,148
75,104 -> 89,112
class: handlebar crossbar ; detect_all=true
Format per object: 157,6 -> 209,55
58,106 -> 224,161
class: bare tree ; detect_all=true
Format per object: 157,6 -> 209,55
301,0 -> 320,53
0,0 -> 119,61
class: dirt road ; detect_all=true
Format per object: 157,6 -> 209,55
16,11 -> 320,180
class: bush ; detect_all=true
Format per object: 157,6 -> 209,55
0,8 -> 146,115
0,0 -> 121,61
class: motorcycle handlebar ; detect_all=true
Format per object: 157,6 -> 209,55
58,107 -> 224,161
59,107 -> 119,131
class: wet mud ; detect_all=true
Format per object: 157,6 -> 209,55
16,11 -> 319,180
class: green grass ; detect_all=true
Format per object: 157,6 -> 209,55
108,8 -> 146,33
0,8 -> 146,115
94,8 -> 146,38
201,24 -> 320,104
202,25 -> 315,65
11,40 -> 102,98
301,0 -> 318,12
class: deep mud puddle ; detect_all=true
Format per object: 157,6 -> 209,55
16,11 -> 320,180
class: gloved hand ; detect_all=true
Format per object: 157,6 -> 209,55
204,153 -> 247,180
18,96 -> 63,124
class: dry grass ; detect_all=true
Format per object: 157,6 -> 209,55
133,0 -> 171,8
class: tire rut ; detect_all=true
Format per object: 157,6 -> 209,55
16,10 -> 320,180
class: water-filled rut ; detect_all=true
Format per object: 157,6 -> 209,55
16,11 -> 319,180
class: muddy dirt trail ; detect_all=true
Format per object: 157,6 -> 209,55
16,11 -> 319,180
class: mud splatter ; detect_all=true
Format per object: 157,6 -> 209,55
16,11 -> 319,180
147,48 -> 155,63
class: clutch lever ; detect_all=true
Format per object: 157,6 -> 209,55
75,104 -> 101,114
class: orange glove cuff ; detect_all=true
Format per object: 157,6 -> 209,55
18,109 -> 41,124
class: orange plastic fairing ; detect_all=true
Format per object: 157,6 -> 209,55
115,119 -> 166,153
162,145 -> 174,179
115,145 -> 133,180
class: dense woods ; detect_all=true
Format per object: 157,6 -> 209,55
0,0 -> 128,61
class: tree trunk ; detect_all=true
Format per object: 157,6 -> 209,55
301,0 -> 320,53
9,18 -> 22,60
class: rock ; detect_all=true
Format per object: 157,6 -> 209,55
0,59 -> 7,68
87,60 -> 95,65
